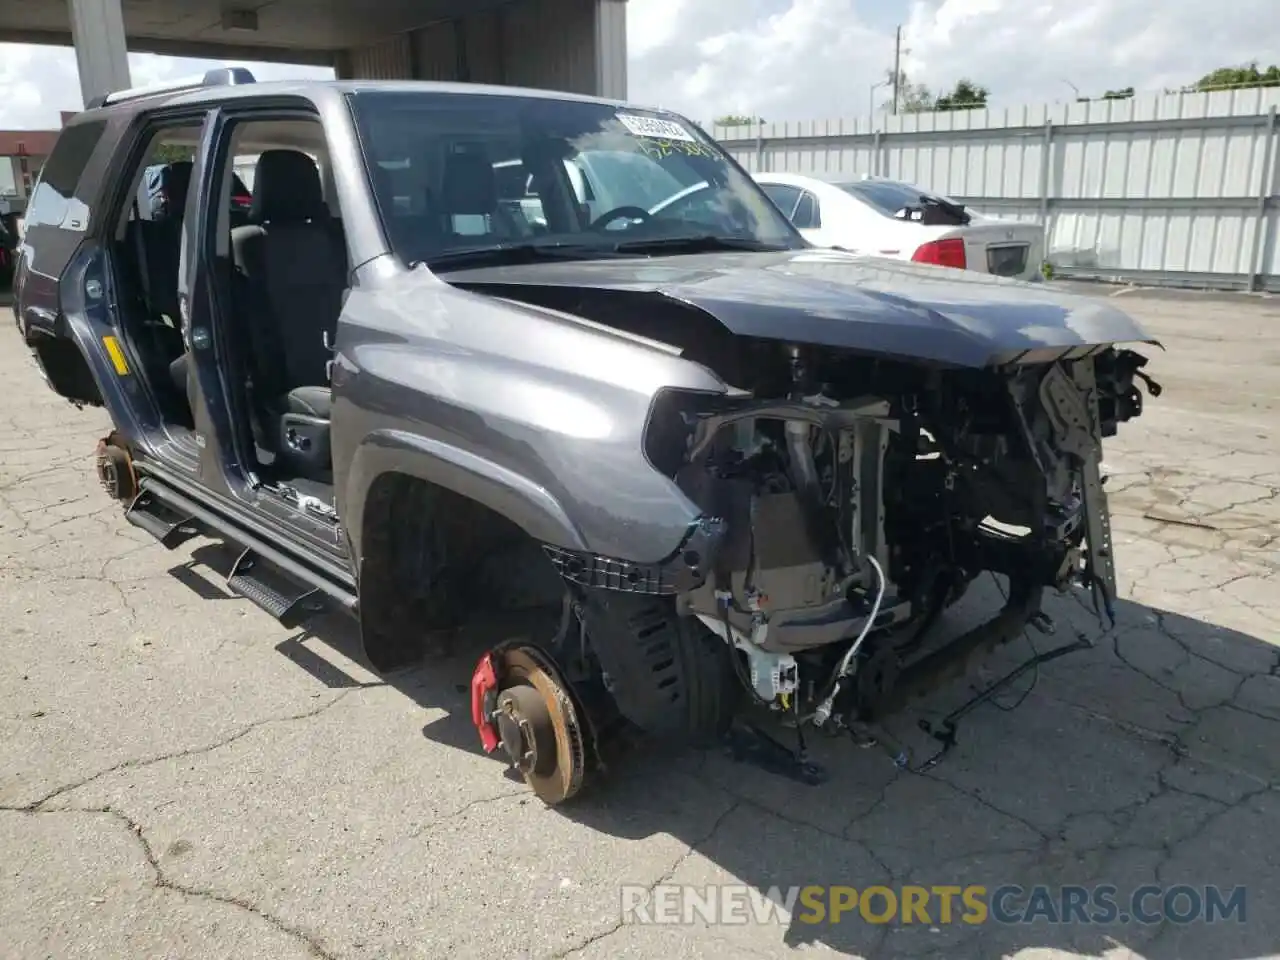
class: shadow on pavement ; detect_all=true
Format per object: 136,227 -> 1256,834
170,547 -> 1278,959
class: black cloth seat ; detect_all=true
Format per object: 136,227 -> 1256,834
287,385 -> 332,419
368,162 -> 443,263
129,159 -> 192,326
229,149 -> 346,475
125,160 -> 192,422
438,150 -> 527,242
439,150 -> 498,238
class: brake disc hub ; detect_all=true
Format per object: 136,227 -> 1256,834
94,433 -> 137,502
496,684 -> 556,776
472,644 -> 586,805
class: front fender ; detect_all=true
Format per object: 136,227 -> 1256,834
332,272 -> 733,568
343,428 -> 587,564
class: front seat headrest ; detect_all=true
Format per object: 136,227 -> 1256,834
439,150 -> 496,216
143,161 -> 193,220
252,149 -> 327,223
164,160 -> 193,217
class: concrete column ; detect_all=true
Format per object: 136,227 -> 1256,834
67,0 -> 131,106
594,0 -> 627,101
332,50 -> 354,80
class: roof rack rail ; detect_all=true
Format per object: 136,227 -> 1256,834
87,67 -> 256,110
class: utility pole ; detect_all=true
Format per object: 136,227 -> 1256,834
891,25 -> 902,115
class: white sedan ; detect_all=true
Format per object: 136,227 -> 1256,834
754,171 -> 1044,281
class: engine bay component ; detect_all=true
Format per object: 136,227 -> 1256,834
696,612 -> 799,702
1038,361 -> 1117,623
637,344 -> 1154,738
676,394 -> 912,662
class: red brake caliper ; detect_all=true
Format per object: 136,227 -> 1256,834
470,652 -> 501,753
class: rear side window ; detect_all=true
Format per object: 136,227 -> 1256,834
837,180 -> 937,216
24,120 -> 108,230
760,182 -> 801,218
792,191 -> 821,229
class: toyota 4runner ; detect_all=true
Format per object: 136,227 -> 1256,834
12,69 -> 1162,804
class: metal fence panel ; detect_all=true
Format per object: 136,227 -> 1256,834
501,0 -> 599,95
708,87 -> 1280,290
343,35 -> 413,79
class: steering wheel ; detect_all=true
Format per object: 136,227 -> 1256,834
649,181 -> 715,218
588,205 -> 652,231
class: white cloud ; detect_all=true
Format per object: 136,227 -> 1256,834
901,0 -> 1280,107
626,0 -> 1280,121
626,0 -> 893,122
1,0 -> 1276,131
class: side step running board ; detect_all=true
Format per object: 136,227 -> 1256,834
228,546 -> 325,628
125,491 -> 203,549
134,476 -> 359,623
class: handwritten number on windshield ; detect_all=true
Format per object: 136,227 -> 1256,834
636,137 -> 716,160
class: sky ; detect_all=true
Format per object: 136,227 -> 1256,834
0,0 -> 1277,130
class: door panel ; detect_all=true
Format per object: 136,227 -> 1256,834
180,108 -> 254,495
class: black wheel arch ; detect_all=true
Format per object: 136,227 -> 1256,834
354,466 -> 572,673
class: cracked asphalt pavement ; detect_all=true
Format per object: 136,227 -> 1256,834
2,286 -> 1278,959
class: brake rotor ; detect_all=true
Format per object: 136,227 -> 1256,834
94,434 -> 137,501
492,645 -> 586,805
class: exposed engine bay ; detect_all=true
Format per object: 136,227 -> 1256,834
652,341 -> 1156,725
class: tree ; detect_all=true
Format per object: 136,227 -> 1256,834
1193,63 -> 1280,92
151,143 -> 195,164
713,114 -> 764,127
1102,87 -> 1134,99
934,79 -> 989,111
883,69 -> 934,113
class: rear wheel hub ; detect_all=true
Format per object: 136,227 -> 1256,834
94,437 -> 136,501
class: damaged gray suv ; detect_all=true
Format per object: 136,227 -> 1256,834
14,69 -> 1162,804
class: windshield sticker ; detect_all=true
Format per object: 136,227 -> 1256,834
637,138 -> 717,161
616,113 -> 697,142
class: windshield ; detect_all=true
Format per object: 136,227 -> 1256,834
347,91 -> 803,267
